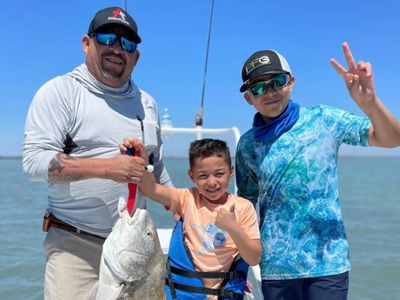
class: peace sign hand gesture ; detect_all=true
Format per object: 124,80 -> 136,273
330,42 -> 377,109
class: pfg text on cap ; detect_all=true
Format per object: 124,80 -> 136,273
240,50 -> 291,92
87,7 -> 141,43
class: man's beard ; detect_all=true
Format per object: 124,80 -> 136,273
100,54 -> 125,81
100,66 -> 123,81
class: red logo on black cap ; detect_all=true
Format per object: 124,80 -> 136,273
112,8 -> 126,21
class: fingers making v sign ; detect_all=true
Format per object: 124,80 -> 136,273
330,42 -> 377,109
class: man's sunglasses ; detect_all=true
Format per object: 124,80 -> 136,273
92,32 -> 137,53
248,74 -> 291,96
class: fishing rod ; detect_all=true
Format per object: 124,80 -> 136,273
195,0 -> 215,126
123,1 -> 215,127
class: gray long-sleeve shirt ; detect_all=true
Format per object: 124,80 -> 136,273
23,64 -> 171,237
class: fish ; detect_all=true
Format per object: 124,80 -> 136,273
89,198 -> 166,300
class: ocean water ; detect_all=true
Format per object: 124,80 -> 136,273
0,157 -> 399,300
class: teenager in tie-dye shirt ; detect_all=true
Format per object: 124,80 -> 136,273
235,42 -> 400,300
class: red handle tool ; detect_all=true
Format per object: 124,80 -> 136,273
126,148 -> 140,215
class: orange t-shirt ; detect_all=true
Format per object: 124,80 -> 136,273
167,188 -> 260,293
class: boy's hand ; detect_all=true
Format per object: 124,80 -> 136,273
119,138 -> 149,164
215,204 -> 238,232
330,42 -> 377,109
117,138 -> 151,183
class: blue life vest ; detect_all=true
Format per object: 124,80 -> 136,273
165,219 -> 249,300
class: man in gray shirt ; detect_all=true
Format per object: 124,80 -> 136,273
23,6 -> 171,299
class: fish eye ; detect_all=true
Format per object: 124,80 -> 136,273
146,231 -> 153,237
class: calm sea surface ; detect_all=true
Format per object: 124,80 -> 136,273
0,157 -> 399,300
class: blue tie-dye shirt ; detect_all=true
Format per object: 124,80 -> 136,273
235,105 -> 371,280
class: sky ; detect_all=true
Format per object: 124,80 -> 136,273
1,0 -> 400,157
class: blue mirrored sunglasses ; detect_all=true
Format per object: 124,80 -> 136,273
248,74 -> 291,96
93,32 -> 137,53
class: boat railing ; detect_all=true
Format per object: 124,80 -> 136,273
161,125 -> 241,143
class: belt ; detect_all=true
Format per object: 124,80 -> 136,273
45,213 -> 106,240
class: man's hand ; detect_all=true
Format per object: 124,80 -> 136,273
119,138 -> 149,163
105,154 -> 146,183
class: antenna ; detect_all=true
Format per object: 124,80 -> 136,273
124,0 -> 128,11
195,0 -> 215,127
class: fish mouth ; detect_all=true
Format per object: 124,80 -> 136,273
133,208 -> 148,217
124,208 -> 149,225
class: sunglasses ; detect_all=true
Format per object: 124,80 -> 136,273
248,74 -> 291,96
93,32 -> 137,53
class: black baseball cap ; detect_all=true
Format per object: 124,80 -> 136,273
87,7 -> 141,43
240,50 -> 291,92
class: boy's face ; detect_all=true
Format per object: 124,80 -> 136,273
244,74 -> 295,122
188,155 -> 233,203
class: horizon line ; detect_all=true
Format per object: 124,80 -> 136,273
2,154 -> 400,160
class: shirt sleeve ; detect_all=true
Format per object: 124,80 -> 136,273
168,188 -> 190,216
140,90 -> 173,187
237,198 -> 260,240
321,105 -> 371,146
150,143 -> 173,186
235,134 -> 259,205
22,77 -> 73,182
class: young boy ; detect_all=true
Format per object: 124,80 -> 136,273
120,138 -> 261,300
236,42 -> 400,300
